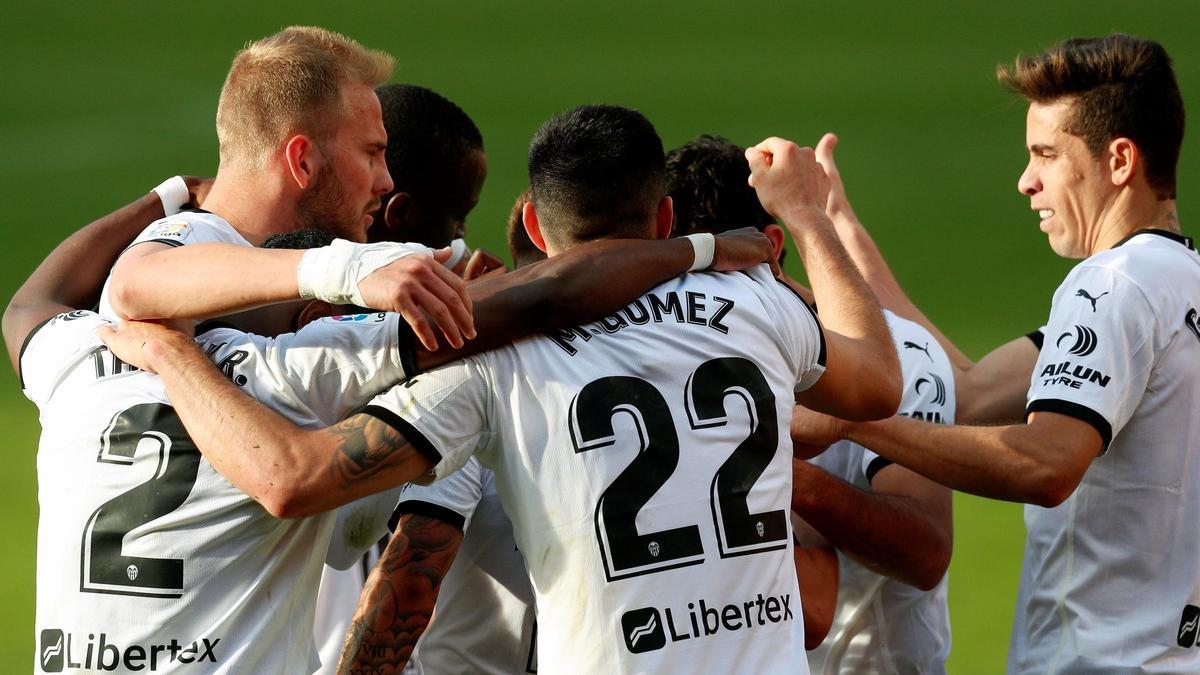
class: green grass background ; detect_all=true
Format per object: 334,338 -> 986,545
2,2 -> 1198,671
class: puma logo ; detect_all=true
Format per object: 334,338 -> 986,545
1076,289 -> 1109,312
903,341 -> 933,361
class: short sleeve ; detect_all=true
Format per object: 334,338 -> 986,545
761,274 -> 826,392
364,356 -> 495,481
20,310 -> 106,406
1026,265 -> 1155,450
393,457 -> 485,531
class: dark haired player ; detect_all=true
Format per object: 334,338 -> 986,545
100,104 -> 900,674
791,34 -> 1199,671
669,134 -> 954,673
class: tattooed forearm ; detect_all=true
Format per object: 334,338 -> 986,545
337,514 -> 465,675
331,415 -> 414,484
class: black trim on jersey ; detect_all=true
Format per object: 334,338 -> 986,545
181,207 -> 212,215
1113,228 -> 1194,250
776,279 -> 827,367
361,405 -> 443,465
125,238 -> 185,254
1026,398 -> 1113,451
864,456 -> 894,483
17,313 -> 60,390
1026,329 -> 1045,350
392,500 -> 467,531
396,321 -> 421,377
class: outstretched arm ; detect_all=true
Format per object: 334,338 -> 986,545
791,406 -> 1101,507
415,228 -> 778,371
791,459 -> 951,591
3,177 -> 210,371
337,514 -> 464,675
815,134 -> 1038,424
747,137 -> 900,420
97,322 -> 435,516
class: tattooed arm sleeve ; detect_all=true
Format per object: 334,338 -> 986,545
337,514 -> 465,675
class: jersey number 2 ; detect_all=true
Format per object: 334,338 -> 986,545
80,403 -> 201,597
570,357 -> 788,582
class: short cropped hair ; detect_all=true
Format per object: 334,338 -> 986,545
377,84 -> 483,196
527,104 -> 666,246
505,188 -> 546,269
998,33 -> 1184,199
667,135 -> 774,237
216,26 -> 395,167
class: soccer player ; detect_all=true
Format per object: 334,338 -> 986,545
790,34 -> 1198,671
100,105 -> 902,673
336,233 -> 556,675
669,134 -> 955,671
97,26 -> 475,353
311,82 -> 502,672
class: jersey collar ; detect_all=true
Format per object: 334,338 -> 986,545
1113,228 -> 1194,250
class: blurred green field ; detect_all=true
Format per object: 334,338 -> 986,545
2,2 -> 1198,671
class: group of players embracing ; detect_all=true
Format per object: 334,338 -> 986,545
9,25 -> 1198,675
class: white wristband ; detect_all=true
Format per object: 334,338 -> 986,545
443,238 -> 469,269
685,233 -> 716,271
152,176 -> 190,216
297,239 -> 433,306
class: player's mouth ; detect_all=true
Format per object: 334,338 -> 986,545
1036,208 -> 1055,229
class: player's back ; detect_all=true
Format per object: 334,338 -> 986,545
808,311 -> 954,674
397,265 -> 825,674
24,310 -> 410,674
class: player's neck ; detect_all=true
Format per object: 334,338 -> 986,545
1093,190 -> 1179,255
203,168 -> 298,246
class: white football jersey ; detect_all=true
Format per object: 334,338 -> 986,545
97,210 -> 251,320
366,265 -> 826,674
1011,230 -> 1200,672
24,310 -> 414,674
400,458 -> 538,675
807,311 -> 954,675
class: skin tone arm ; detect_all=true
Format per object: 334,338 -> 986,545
747,137 -> 901,420
791,458 -> 951,591
791,515 -> 838,649
2,178 -> 211,372
97,231 -> 779,515
791,406 -> 1102,508
815,134 -> 1039,424
414,228 -> 777,371
108,240 -> 475,351
338,514 -> 463,675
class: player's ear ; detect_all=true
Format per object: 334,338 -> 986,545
383,192 -> 413,231
655,195 -> 674,240
295,300 -> 336,331
522,202 -> 548,253
1108,137 -> 1138,188
763,223 -> 786,260
282,134 -> 319,190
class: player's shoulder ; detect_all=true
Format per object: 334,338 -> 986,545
20,310 -> 110,400
136,209 -> 248,248
22,309 -> 107,362
1073,230 -> 1197,284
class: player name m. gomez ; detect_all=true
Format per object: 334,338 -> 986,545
39,629 -> 219,672
548,291 -> 736,356
620,592 -> 794,654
